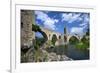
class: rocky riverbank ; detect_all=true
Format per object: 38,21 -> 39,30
21,48 -> 73,63
42,50 -> 73,61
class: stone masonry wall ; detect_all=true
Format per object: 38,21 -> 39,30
21,10 -> 35,49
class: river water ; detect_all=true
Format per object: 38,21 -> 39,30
66,44 -> 89,60
46,44 -> 89,60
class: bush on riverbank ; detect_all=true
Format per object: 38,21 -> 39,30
75,41 -> 89,52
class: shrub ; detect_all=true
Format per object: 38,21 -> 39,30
34,44 -> 39,51
75,41 -> 89,52
69,36 -> 79,45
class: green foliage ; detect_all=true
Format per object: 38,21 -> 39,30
42,53 -> 48,62
34,43 -> 42,62
81,36 -> 89,48
76,42 -> 86,49
32,24 -> 41,32
40,31 -> 48,42
69,36 -> 79,44
75,41 -> 89,52
51,34 -> 57,46
86,28 -> 89,36
32,24 -> 48,42
34,44 -> 49,62
69,28 -> 90,52
35,37 -> 45,46
34,44 -> 39,51
48,40 -> 52,46
34,49 -> 42,62
81,36 -> 87,43
75,35 -> 89,51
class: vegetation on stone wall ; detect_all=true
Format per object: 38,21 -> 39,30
32,24 -> 41,32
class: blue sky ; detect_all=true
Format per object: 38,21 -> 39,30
34,10 -> 90,37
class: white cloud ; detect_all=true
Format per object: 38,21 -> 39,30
62,13 -> 82,23
54,19 -> 59,23
35,11 -> 48,21
61,13 -> 89,27
79,23 -> 86,27
44,18 -> 58,30
84,14 -> 89,23
70,14 -> 89,36
70,27 -> 85,36
62,12 -> 89,36
35,11 -> 58,30
79,14 -> 89,27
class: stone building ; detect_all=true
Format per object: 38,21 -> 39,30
21,10 -> 35,49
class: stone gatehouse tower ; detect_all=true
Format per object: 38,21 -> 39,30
21,10 -> 35,49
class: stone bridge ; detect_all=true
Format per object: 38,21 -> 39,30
67,34 -> 82,43
37,26 -> 82,46
40,27 -> 62,41
21,10 -> 82,48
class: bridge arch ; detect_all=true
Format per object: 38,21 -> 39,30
51,33 -> 57,39
68,35 -> 80,44
33,27 -> 48,43
51,34 -> 58,45
59,35 -> 61,39
38,31 -> 48,42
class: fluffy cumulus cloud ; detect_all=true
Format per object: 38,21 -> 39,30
35,11 -> 48,21
35,11 -> 89,36
70,27 -> 85,36
35,11 -> 58,30
79,14 -> 89,27
61,12 -> 89,36
61,13 -> 82,23
83,14 -> 89,23
43,18 -> 58,30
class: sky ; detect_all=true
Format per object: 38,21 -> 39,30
34,10 -> 90,37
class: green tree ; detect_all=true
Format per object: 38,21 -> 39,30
81,35 -> 89,48
86,28 -> 89,36
69,36 -> 79,44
